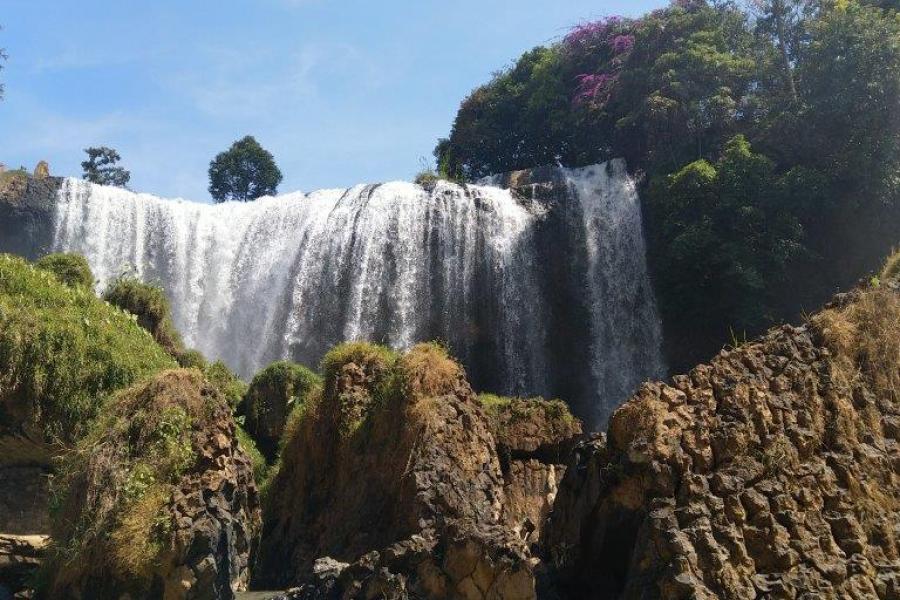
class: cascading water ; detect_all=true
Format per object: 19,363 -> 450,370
51,159 -> 664,426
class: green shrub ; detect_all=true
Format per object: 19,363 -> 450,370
244,361 -> 321,462
414,169 -> 440,188
35,253 -> 94,289
102,275 -> 185,358
177,348 -> 207,370
235,424 -> 267,486
205,360 -> 248,410
0,254 -> 176,448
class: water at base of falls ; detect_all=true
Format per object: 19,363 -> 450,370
52,160 -> 665,427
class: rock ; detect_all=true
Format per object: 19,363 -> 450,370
0,172 -> 59,260
0,467 -> 49,535
482,397 -> 582,547
253,343 -> 539,598
542,282 -> 900,599
32,162 -> 49,180
40,370 -> 261,600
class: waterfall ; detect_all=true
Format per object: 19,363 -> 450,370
51,160 -> 664,426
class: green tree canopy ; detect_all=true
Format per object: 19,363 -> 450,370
81,147 -> 131,188
436,0 -> 900,368
208,135 -> 283,202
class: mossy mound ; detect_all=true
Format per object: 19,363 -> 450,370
34,253 -> 94,289
102,275 -> 185,359
242,360 -> 321,462
205,360 -> 248,410
42,369 -> 260,599
0,254 -> 176,452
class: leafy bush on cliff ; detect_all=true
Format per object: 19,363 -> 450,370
438,0 -> 900,369
0,254 -> 175,446
34,253 -> 94,289
242,360 -> 321,462
102,275 -> 186,359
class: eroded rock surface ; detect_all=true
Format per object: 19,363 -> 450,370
544,281 -> 900,599
253,344 -> 547,599
485,398 -> 582,547
41,370 -> 261,600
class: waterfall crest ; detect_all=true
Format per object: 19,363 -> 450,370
52,160 -> 664,425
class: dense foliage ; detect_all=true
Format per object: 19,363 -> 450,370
0,254 -> 175,446
35,253 -> 94,289
81,146 -> 131,188
438,0 -> 900,367
208,135 -> 283,202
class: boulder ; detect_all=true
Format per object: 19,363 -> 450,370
253,342 -> 540,599
543,280 -> 900,599
40,370 -> 261,599
481,396 -> 582,547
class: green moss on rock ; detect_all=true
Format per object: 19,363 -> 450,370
0,254 -> 176,450
243,360 -> 321,462
102,275 -> 185,359
205,360 -> 248,410
34,253 -> 94,289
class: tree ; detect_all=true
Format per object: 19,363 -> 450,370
81,147 -> 131,188
208,136 -> 283,202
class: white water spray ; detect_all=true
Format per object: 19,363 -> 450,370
52,160 -> 664,425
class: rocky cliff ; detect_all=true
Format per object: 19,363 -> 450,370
542,277 -> 900,599
253,343 -> 582,599
0,173 -> 59,261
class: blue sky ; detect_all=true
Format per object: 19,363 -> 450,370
0,0 -> 665,201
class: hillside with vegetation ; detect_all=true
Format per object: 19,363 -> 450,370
436,0 -> 900,369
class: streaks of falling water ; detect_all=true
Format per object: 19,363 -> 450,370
52,160 -> 665,427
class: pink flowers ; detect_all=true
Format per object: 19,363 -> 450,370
610,34 -> 635,54
564,16 -> 624,48
567,19 -> 636,106
574,73 -> 617,104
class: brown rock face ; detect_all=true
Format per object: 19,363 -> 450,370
41,370 -> 260,600
544,282 -> 900,599
253,343 -> 543,599
485,398 -> 582,547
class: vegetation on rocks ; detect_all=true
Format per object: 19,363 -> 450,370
102,275 -> 186,360
544,276 -> 900,598
34,253 -> 94,289
438,0 -> 900,368
242,360 -> 321,462
42,369 -> 260,599
0,254 -> 175,447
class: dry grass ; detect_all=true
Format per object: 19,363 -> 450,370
109,485 -> 170,578
813,287 -> 900,401
881,248 -> 900,281
397,342 -> 464,399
